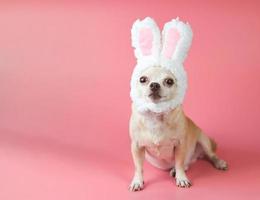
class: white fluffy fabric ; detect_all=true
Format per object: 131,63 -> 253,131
131,17 -> 161,67
130,17 -> 193,113
161,18 -> 193,65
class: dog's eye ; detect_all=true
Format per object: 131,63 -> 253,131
164,78 -> 174,86
139,76 -> 148,83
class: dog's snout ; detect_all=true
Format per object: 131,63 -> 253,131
150,82 -> 160,92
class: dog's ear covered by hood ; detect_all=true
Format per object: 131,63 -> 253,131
130,17 -> 193,113
131,17 -> 161,68
160,18 -> 193,69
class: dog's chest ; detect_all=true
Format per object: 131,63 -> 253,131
139,115 -> 179,160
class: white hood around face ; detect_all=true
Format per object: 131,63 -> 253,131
130,17 -> 193,113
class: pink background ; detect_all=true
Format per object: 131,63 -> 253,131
0,1 -> 260,199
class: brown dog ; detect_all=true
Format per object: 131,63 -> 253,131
129,17 -> 228,191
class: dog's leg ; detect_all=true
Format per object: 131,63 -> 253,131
174,143 -> 192,188
129,142 -> 145,192
198,132 -> 228,170
170,162 -> 189,178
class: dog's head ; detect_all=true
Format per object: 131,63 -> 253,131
130,17 -> 192,113
135,66 -> 177,103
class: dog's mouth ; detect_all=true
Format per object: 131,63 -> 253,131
149,92 -> 161,101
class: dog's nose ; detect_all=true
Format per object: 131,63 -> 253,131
150,82 -> 160,92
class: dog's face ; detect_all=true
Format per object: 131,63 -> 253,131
135,66 -> 178,104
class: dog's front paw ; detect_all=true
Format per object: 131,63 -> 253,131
129,178 -> 144,192
175,176 -> 192,188
214,159 -> 228,171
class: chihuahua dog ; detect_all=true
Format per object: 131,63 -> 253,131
129,17 -> 228,191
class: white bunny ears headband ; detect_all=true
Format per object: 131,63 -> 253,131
130,17 -> 193,113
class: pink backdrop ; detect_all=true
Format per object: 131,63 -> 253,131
0,1 -> 260,199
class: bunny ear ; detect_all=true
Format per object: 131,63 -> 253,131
161,18 -> 193,64
131,17 -> 161,62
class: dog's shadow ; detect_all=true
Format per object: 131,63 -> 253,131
144,145 -> 260,187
